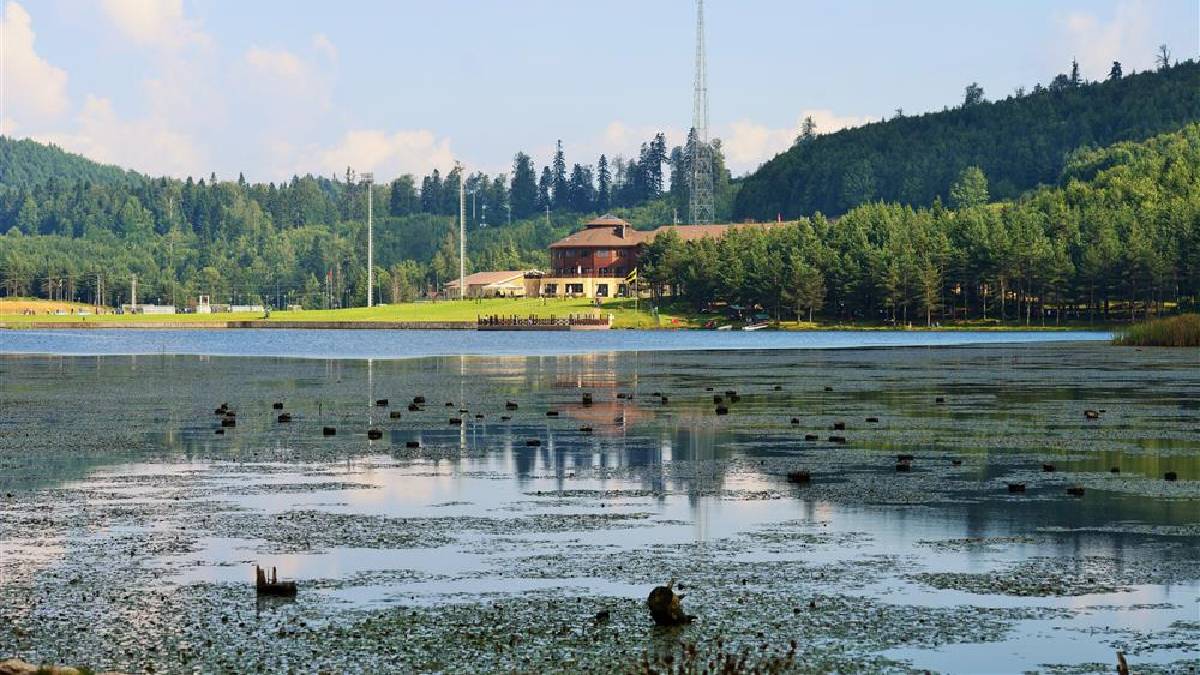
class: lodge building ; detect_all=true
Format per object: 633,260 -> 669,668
530,214 -> 777,299
444,214 -> 783,299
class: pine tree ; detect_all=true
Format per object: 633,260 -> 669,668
510,152 -> 538,219
551,140 -> 568,209
1108,61 -> 1123,80
596,154 -> 611,212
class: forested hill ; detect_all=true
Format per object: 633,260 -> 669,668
734,60 -> 1200,221
0,136 -> 144,189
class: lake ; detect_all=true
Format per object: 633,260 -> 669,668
1,334 -> 1197,674
0,327 -> 1112,358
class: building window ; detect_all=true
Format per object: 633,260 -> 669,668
596,284 -> 609,297
545,284 -> 558,295
566,283 -> 584,295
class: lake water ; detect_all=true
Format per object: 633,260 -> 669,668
0,327 -> 1112,358
1,334 -> 1196,674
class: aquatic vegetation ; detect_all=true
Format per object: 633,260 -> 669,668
1115,314 -> 1200,347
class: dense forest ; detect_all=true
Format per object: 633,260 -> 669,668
0,131 -> 734,308
642,124 -> 1200,323
1,58 -> 1197,322
735,59 -> 1200,220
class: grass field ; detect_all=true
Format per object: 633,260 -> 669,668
0,297 -> 687,329
0,297 -> 1126,331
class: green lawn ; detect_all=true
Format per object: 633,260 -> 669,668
0,297 -> 689,329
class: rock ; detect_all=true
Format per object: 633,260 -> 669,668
505,401 -> 519,410
322,426 -> 336,436
593,608 -> 611,624
367,429 -> 383,440
272,402 -> 283,410
786,470 -> 811,484
546,410 -> 559,417
376,398 -> 389,407
715,405 -> 729,415
951,458 -> 963,466
0,660 -> 89,675
713,395 -> 724,404
823,386 -> 833,392
1066,486 -> 1085,496
1008,483 -> 1026,493
1110,466 -> 1120,474
895,463 -> 912,473
407,404 -> 421,411
935,397 -> 946,404
647,580 -> 695,626
832,421 -> 846,431
276,413 -> 292,423
897,453 -> 914,462
660,396 -> 669,404
773,385 -> 783,391
214,428 -> 224,435
1042,463 -> 1056,473
526,439 -> 541,447
389,411 -> 403,419
1164,471 -> 1178,482
790,417 -> 800,425
449,417 -> 462,425
804,434 -> 819,441
405,440 -> 420,448
828,435 -> 846,443
865,416 -> 879,423
220,417 -> 236,428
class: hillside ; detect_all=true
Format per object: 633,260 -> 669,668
0,136 -> 144,189
734,60 -> 1200,220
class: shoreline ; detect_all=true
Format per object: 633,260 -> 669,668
0,319 -> 1118,332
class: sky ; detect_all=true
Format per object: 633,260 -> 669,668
2,0 -> 1197,183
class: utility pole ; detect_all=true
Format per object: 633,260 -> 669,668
688,0 -> 715,225
458,162 -> 466,301
361,172 -> 375,308
131,273 -> 137,312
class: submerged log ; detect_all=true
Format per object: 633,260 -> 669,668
255,565 -> 297,598
786,470 -> 811,484
647,579 -> 695,626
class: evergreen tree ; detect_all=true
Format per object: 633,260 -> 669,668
1108,61 -> 1123,80
510,152 -> 538,219
596,154 -> 611,212
551,140 -> 568,209
949,166 -> 989,209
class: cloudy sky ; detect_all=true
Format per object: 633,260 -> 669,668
3,0 -> 1196,182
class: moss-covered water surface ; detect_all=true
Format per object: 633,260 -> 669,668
0,343 -> 1197,673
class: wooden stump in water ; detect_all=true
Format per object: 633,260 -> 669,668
647,579 -> 695,627
322,427 -> 336,436
1164,471 -> 1178,482
376,399 -> 389,407
1008,483 -> 1026,493
367,429 -> 383,440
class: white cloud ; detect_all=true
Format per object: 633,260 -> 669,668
37,95 -> 205,176
1058,1 -> 1153,76
1,1 -> 70,129
302,129 -> 457,181
99,0 -> 210,51
245,46 -> 307,82
312,33 -> 338,62
721,110 -> 872,173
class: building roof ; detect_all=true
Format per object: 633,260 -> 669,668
584,214 -> 629,228
445,270 -> 531,288
549,221 -> 790,249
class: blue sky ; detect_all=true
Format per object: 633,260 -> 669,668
3,0 -> 1197,182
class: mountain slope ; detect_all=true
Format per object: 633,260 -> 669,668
0,136 -> 144,189
734,60 -> 1200,220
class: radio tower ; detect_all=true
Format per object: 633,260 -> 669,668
688,0 -> 715,225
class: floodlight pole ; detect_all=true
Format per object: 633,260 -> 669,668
458,163 -> 466,301
361,172 -> 375,308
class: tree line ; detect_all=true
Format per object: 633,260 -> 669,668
0,127 -> 734,309
736,58 -> 1200,221
642,124 -> 1200,324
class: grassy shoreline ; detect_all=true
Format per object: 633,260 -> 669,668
0,296 -> 1123,331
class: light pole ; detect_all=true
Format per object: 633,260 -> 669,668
360,172 -> 375,308
458,163 -> 466,301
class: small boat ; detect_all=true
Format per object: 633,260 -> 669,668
715,324 -> 732,331
742,323 -> 769,331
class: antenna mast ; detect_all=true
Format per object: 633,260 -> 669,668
688,0 -> 715,225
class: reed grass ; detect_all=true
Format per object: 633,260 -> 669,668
1115,314 -> 1200,347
